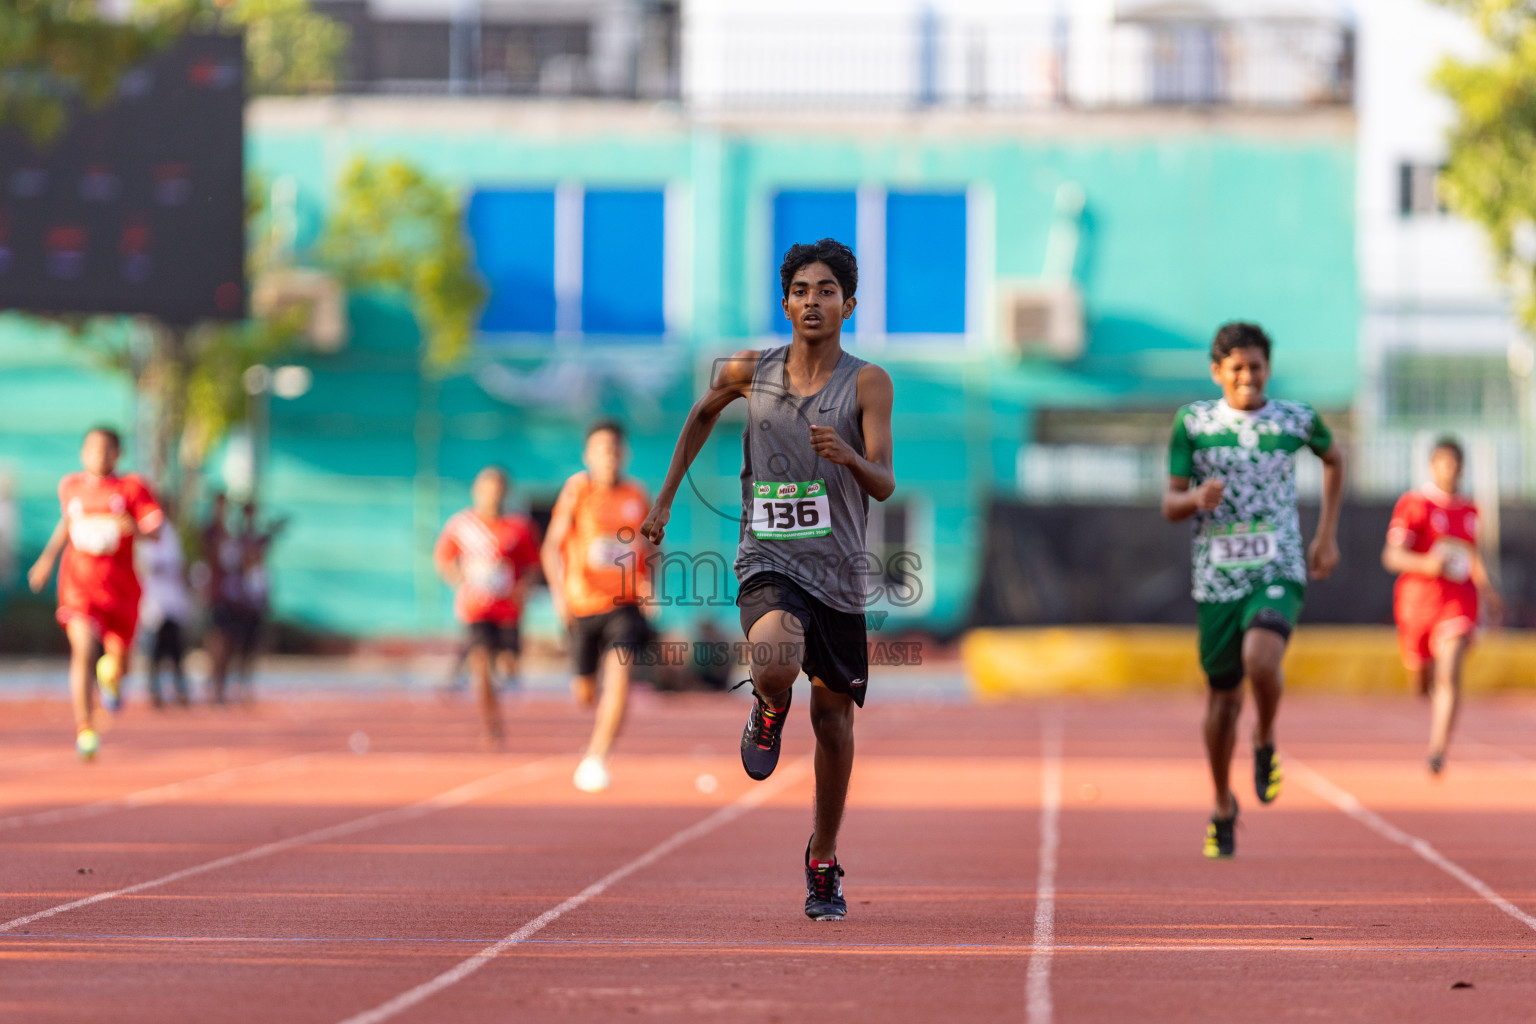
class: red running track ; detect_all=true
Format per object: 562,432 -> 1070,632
1,686 -> 1535,1022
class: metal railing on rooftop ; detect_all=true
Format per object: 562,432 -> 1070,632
686,14 -> 1353,112
304,5 -> 1351,110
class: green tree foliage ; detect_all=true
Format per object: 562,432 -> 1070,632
0,0 -> 172,143
320,158 -> 487,369
1435,0 -> 1536,326
0,0 -> 346,144
60,158 -> 483,503
60,178 -> 305,507
133,0 -> 348,95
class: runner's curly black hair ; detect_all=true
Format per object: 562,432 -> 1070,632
1432,435 -> 1464,466
779,238 -> 858,300
85,425 -> 122,450
585,418 -> 626,444
1209,322 -> 1272,364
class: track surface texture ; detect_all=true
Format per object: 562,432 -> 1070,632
2,684 -> 1534,1022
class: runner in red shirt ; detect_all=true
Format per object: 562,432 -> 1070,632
1382,437 -> 1502,774
28,427 -> 163,760
434,466 -> 541,745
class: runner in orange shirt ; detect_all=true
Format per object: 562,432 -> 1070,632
541,421 -> 655,793
435,465 -> 541,746
1383,437 -> 1502,774
28,427 -> 163,760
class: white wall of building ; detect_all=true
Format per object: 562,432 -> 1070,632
1355,0 -> 1510,355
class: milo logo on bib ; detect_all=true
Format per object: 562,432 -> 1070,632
751,479 -> 831,540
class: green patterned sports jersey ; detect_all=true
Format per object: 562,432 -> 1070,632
1169,398 -> 1333,604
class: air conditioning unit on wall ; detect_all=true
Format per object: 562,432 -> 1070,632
251,268 -> 349,352
997,281 -> 1084,360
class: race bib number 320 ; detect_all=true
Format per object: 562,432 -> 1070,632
751,480 -> 831,540
1208,522 -> 1276,570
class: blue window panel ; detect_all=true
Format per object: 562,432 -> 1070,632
583,189 -> 666,335
771,190 -> 857,335
467,190 -> 556,333
886,191 -> 967,334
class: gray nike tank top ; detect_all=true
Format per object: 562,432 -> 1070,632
735,344 -> 870,614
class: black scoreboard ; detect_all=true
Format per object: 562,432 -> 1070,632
0,33 -> 245,325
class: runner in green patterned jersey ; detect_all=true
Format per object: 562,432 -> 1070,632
1163,322 -> 1346,860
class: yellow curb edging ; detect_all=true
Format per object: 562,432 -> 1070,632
962,626 -> 1536,699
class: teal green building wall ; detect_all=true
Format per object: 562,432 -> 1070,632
0,108 -> 1357,641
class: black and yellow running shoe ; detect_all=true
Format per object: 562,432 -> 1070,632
1254,744 -> 1282,804
1204,797 -> 1238,859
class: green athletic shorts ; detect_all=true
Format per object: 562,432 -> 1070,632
1196,579 -> 1305,690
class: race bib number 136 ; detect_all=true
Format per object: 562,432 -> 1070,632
751,480 -> 831,540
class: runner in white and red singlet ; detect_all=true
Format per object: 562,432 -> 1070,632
435,465 -> 541,746
1382,437 -> 1503,775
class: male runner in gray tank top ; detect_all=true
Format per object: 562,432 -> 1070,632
641,238 -> 895,921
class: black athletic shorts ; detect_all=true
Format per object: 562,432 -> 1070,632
571,605 -> 651,677
737,570 -> 868,707
211,602 -> 244,631
467,620 -> 521,656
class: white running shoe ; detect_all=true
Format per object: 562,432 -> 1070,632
573,755 -> 610,793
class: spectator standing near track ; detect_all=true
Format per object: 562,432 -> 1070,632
1162,322 -> 1345,859
230,500 -> 284,702
542,421 -> 655,794
434,465 -> 542,746
137,506 -> 192,708
201,492 -> 245,705
641,239 -> 896,921
28,427 -> 163,759
1382,438 -> 1502,775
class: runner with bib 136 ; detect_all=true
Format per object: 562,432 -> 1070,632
640,238 -> 895,921
1162,322 -> 1346,859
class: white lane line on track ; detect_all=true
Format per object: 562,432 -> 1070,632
0,755 -> 567,935
1026,712 -> 1062,1024
336,756 -> 814,1024
0,754 -> 315,833
1290,758 -> 1536,933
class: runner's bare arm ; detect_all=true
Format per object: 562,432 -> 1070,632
1380,536 -> 1443,577
432,540 -> 463,589
540,482 -> 578,625
808,363 -> 895,501
512,532 -> 542,604
641,349 -> 760,544
114,511 -> 151,538
1161,477 -> 1224,521
1471,549 -> 1504,623
1308,444 -> 1346,580
27,518 -> 67,592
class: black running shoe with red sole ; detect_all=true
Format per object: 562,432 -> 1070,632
804,838 -> 847,920
739,684 -> 791,781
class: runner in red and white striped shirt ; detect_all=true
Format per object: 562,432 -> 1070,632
434,466 -> 541,746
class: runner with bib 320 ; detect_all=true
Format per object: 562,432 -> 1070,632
640,238 -> 895,921
1162,322 -> 1346,860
